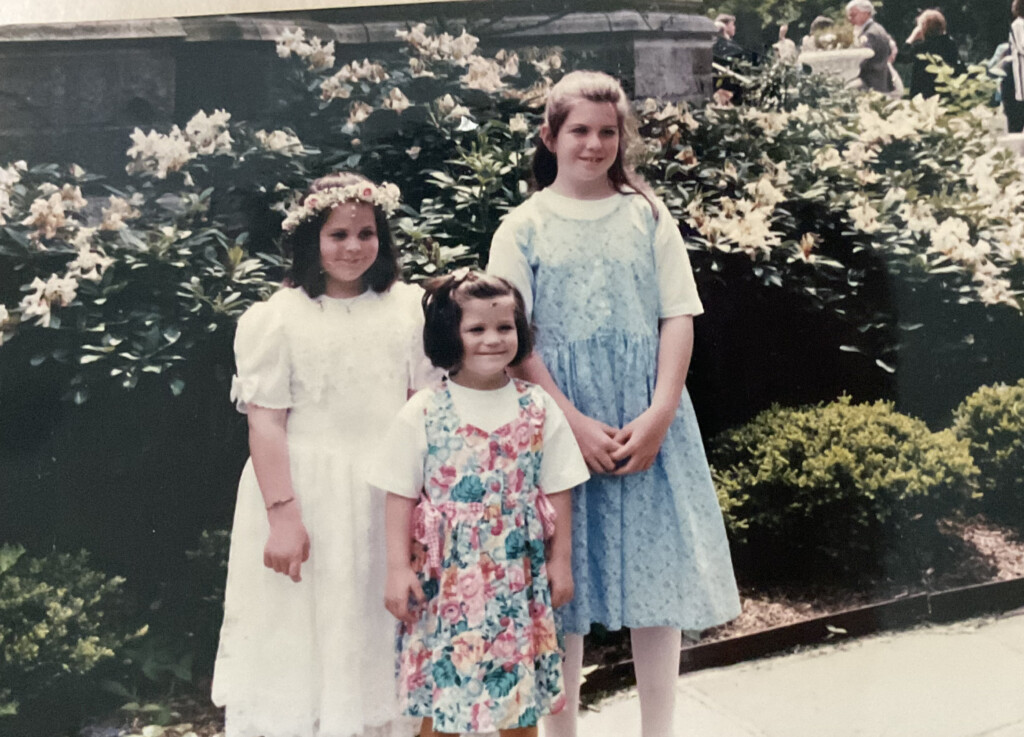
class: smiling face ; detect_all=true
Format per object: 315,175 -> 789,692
542,99 -> 621,198
318,201 -> 379,298
454,295 -> 518,390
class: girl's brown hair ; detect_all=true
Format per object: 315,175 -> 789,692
282,172 -> 399,298
532,70 -> 656,215
421,270 -> 532,371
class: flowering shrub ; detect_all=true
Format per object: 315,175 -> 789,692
2,27 -> 1019,407
953,380 -> 1024,527
710,396 -> 979,583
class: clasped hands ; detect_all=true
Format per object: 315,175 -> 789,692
568,405 -> 674,475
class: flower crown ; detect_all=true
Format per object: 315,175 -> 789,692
281,179 -> 402,232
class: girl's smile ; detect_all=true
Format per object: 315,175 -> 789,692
453,295 -> 518,390
543,99 -> 620,198
319,202 -> 379,298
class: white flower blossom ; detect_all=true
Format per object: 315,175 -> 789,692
334,59 -> 389,84
406,146 -> 422,160
348,101 -> 374,125
509,114 -> 530,135
254,129 -> 303,156
460,55 -> 506,93
897,201 -> 938,233
813,146 -> 843,171
396,24 -> 479,64
383,87 -> 412,114
21,193 -> 67,240
185,110 -> 233,156
320,73 -> 353,101
929,218 -> 971,258
843,142 -> 878,167
19,274 -> 79,327
848,197 -> 882,233
60,184 -> 87,211
745,175 -> 786,207
100,196 -> 141,231
126,126 -> 194,179
66,243 -> 114,283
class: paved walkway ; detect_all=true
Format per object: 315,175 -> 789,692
563,610 -> 1024,737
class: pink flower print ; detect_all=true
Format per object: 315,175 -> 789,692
513,421 -> 532,450
439,599 -> 462,625
440,566 -> 459,601
458,567 -> 486,603
506,467 -> 524,494
430,464 -> 457,492
507,564 -> 526,593
531,612 -> 559,654
471,702 -> 496,732
464,595 -> 486,627
491,518 -> 504,536
486,476 -> 503,495
450,630 -> 486,673
489,627 -> 519,661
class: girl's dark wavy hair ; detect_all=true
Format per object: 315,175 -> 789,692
281,172 -> 399,298
532,70 -> 657,217
421,270 -> 533,371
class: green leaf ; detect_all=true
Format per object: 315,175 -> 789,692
0,543 -> 26,574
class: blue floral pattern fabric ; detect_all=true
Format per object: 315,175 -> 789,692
396,380 -> 565,733
490,190 -> 742,636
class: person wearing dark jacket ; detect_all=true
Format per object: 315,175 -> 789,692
906,9 -> 967,98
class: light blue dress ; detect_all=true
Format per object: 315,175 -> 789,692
489,188 -> 742,635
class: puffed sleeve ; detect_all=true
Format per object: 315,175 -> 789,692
653,198 -> 705,318
538,390 -> 590,493
229,296 -> 293,413
488,213 -> 535,319
366,390 -> 430,499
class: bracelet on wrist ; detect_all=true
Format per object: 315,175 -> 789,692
266,497 -> 295,511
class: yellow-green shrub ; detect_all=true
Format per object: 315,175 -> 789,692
953,380 -> 1024,526
0,544 -> 136,717
711,397 -> 979,582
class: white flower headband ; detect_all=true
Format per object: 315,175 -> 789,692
281,179 -> 402,232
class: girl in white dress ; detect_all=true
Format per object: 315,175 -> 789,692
212,172 -> 428,737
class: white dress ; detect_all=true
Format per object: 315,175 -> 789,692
211,283 -> 430,737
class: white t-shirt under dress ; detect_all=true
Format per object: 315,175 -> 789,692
211,283 -> 432,737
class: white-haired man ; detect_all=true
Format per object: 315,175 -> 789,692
846,0 -> 896,93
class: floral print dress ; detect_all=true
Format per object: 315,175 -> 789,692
397,379 -> 565,733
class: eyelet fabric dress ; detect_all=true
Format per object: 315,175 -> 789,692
212,283 -> 431,737
369,379 -> 589,733
488,188 -> 742,636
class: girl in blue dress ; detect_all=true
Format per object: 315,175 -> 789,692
488,70 -> 742,737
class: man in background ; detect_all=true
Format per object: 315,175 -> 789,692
846,0 -> 896,93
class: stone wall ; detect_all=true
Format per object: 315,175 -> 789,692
0,8 -> 715,176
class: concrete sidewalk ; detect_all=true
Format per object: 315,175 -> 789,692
566,610 -> 1024,737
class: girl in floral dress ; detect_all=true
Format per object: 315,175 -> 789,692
369,271 -> 589,736
487,71 -> 742,737
212,172 -> 429,737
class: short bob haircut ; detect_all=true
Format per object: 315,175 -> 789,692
422,270 -> 532,372
282,172 -> 399,298
1015,0 -> 1024,19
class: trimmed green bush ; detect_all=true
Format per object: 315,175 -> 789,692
711,397 -> 979,582
953,380 -> 1024,526
0,544 -> 137,718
